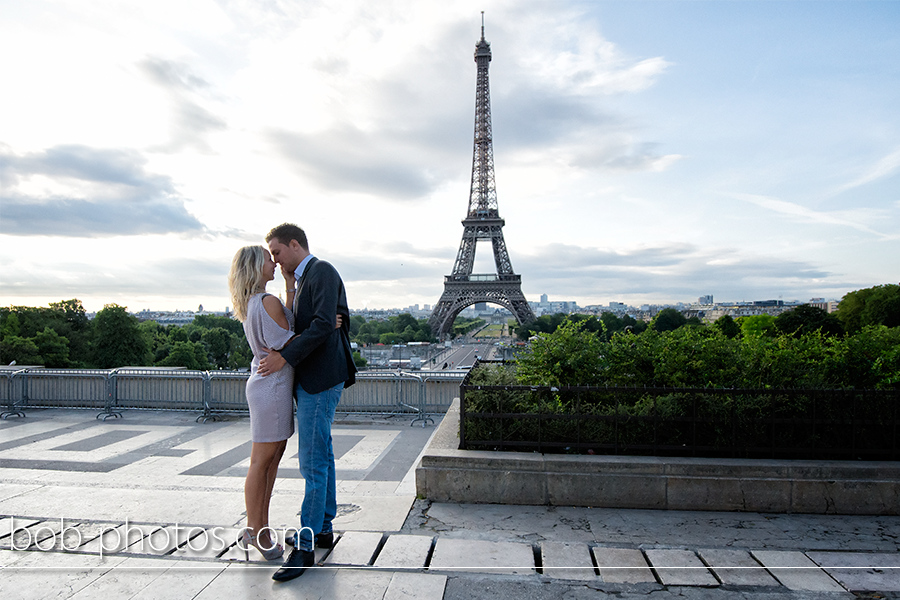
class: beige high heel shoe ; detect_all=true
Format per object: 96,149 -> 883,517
240,528 -> 284,561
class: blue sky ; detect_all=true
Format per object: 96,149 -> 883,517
1,0 -> 897,313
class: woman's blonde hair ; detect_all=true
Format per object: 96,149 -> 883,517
228,245 -> 266,322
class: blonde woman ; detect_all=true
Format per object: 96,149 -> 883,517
228,245 -> 296,561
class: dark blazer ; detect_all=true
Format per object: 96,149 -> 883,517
279,257 -> 357,394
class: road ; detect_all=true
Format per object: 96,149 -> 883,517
434,343 -> 491,370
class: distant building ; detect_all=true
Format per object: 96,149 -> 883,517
698,295 -> 713,305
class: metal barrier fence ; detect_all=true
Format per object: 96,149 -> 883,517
0,367 -> 466,424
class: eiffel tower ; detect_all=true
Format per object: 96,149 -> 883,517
429,17 -> 535,340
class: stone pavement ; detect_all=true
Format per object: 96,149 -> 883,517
1,409 -> 899,599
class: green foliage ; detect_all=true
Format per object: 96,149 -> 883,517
515,320 -> 606,386
713,315 -> 740,338
516,313 -> 568,340
352,313 -> 436,345
452,316 -> 484,337
0,299 -> 91,367
157,341 -> 210,370
838,284 -> 900,332
775,304 -> 843,338
650,308 -> 687,332
738,314 -> 776,338
193,314 -> 244,337
91,304 -> 152,368
0,335 -> 42,365
33,327 -> 70,367
464,319 -> 900,455
352,351 -> 367,369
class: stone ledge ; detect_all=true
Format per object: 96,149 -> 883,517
415,399 -> 900,515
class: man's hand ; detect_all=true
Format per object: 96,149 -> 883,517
257,348 -> 287,376
336,314 -> 343,329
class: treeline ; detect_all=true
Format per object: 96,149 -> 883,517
349,314 -> 481,345
516,283 -> 899,341
1,300 -> 251,370
0,299 -> 458,370
500,284 -> 900,390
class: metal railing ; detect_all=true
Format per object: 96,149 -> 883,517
0,367 -> 466,425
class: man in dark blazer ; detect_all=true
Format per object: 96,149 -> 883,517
258,223 -> 356,582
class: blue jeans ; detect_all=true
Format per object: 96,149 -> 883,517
293,381 -> 343,552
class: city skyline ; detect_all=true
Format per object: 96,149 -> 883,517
1,1 -> 898,314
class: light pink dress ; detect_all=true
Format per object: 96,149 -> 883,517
242,293 -> 295,442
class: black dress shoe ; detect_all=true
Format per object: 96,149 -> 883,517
272,548 -> 315,582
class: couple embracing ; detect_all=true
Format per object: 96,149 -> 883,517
227,223 -> 357,582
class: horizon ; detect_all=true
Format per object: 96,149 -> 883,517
2,1 -> 898,314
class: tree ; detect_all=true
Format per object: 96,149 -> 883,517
651,308 -> 687,332
837,284 -> 900,332
516,320 -> 606,386
158,341 -> 210,370
738,314 -> 776,338
0,335 -> 42,365
34,327 -> 70,367
91,304 -> 151,368
193,314 -> 244,337
516,313 -> 568,340
775,304 -> 843,338
48,299 -> 91,366
201,328 -> 231,369
713,315 -> 741,338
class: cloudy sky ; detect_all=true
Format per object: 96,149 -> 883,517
1,0 -> 898,314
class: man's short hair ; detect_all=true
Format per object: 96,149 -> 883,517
266,223 -> 308,250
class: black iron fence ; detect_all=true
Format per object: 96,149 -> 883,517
460,368 -> 899,460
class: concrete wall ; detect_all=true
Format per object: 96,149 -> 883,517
416,399 -> 900,515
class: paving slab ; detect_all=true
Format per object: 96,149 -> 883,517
645,548 -> 719,587
45,521 -> 110,552
118,560 -> 227,600
374,534 -> 433,569
591,547 -> 657,583
699,548 -> 780,587
325,530 -> 384,566
66,556 -> 216,600
0,548 -> 27,567
0,516 -> 40,545
77,523 -> 161,556
752,550 -> 848,593
808,551 -> 900,592
540,541 -> 596,581
429,538 -> 534,575
0,549 -> 130,600
383,571 -> 448,600
170,526 -> 242,559
192,560 -> 395,600
121,524 -> 205,556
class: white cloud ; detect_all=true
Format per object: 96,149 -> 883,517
833,148 -> 900,195
1,0 -> 898,312
730,193 -> 891,239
